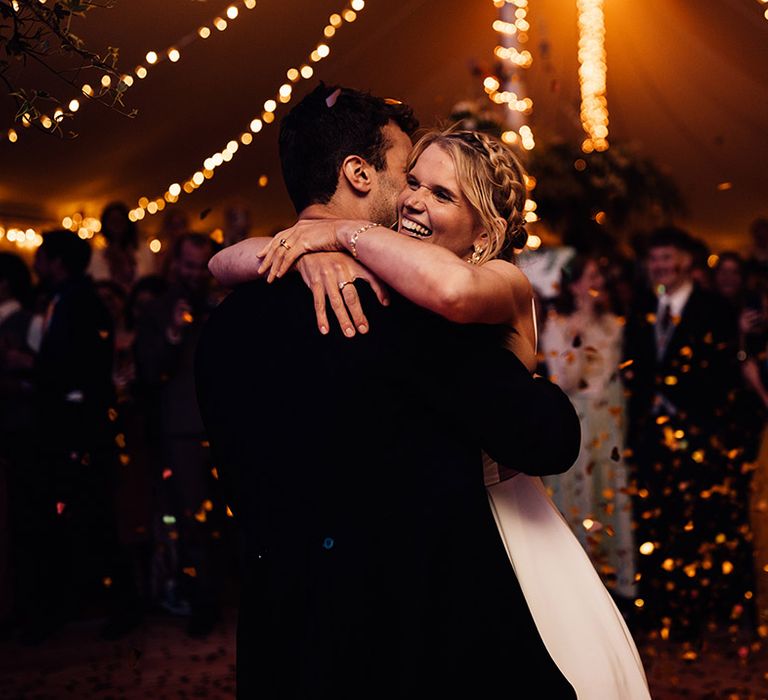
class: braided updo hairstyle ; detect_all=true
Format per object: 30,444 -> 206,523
406,127 -> 529,263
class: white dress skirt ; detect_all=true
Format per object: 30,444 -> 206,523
486,473 -> 651,699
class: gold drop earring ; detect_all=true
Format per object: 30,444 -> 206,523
468,246 -> 484,265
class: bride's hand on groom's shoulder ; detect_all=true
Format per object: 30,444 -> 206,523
295,253 -> 390,338
258,220 -> 345,282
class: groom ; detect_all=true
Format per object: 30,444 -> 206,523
195,85 -> 579,699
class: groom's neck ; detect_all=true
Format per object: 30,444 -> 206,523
298,197 -> 369,222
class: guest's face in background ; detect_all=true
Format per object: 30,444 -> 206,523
173,240 -> 211,296
714,259 -> 743,301
396,143 -> 484,260
647,244 -> 689,293
365,122 -> 412,227
569,259 -> 606,303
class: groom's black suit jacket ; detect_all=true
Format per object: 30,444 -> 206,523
196,276 -> 579,699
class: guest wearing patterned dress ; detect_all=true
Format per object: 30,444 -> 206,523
541,253 -> 637,600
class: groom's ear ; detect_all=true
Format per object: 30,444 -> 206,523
340,155 -> 373,195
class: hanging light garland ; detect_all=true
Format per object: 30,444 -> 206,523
576,0 -> 609,152
759,0 -> 768,21
5,0 -> 260,145
0,226 -> 44,251
94,0 -> 367,225
484,0 -> 539,246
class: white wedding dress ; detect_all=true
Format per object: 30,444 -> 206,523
484,303 -> 651,699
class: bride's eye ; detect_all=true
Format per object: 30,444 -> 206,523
434,189 -> 452,203
406,175 -> 419,190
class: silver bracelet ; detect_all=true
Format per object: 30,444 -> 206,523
349,222 -> 380,258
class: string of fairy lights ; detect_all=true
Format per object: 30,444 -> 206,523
483,0 -> 540,249
5,0 -> 263,145
2,0 -> 367,251
759,0 -> 768,21
576,0 -> 609,152
98,0 -> 366,229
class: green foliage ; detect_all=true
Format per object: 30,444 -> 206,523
0,0 -> 132,136
528,140 -> 685,233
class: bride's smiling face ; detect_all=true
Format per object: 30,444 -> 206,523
396,143 -> 485,259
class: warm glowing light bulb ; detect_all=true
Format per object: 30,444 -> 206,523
279,84 -> 292,98
40,115 -> 53,129
244,0 -> 256,7
146,51 -> 158,64
168,48 -> 180,62
250,118 -> 263,133
62,217 -> 73,228
193,171 -> 205,185
317,44 -> 330,58
226,5 -> 238,19
101,75 -> 112,88
147,202 -> 158,214
7,129 -> 17,143
199,26 -> 211,39
214,17 -> 227,31
300,65 -> 314,79
226,139 -> 239,153
343,9 -> 357,21
135,66 -> 148,79
169,183 -> 181,197
258,175 -> 269,187
82,84 -> 94,96
287,68 -> 300,81
351,0 -> 365,10
149,239 -> 162,253
240,132 -> 253,145
324,25 -> 335,37
138,196 -> 149,209
329,13 -> 342,27
54,108 -> 64,122
264,99 -> 277,112
262,112 -> 275,124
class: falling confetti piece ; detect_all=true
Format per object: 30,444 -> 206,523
56,502 -> 66,515
610,446 -> 621,462
162,469 -> 173,480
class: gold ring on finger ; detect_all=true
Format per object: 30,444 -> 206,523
338,280 -> 354,291
279,238 -> 291,250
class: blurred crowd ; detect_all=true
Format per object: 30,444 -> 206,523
0,203 -> 247,643
1,206 -> 767,650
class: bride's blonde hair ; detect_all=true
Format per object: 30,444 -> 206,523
406,127 -> 528,263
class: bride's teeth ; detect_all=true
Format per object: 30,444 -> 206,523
402,218 -> 431,237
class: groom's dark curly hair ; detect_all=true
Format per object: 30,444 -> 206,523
279,83 -> 418,213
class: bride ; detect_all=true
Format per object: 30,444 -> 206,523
209,127 -> 651,700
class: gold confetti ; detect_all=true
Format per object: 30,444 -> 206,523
115,433 -> 126,448
182,567 -> 197,577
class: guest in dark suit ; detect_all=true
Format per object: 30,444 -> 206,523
196,86 -> 580,699
28,230 -> 136,640
134,233 -> 220,634
0,253 -> 36,623
623,226 -> 753,640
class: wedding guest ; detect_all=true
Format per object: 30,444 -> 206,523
622,226 -> 752,641
90,202 -> 154,290
541,253 -> 636,600
134,233 -> 220,635
745,218 -> 768,284
0,253 -> 36,624
223,204 -> 252,247
28,230 -> 137,640
713,252 -> 746,309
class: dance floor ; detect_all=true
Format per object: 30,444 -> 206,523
0,611 -> 766,699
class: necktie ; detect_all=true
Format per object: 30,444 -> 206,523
655,301 -> 673,359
